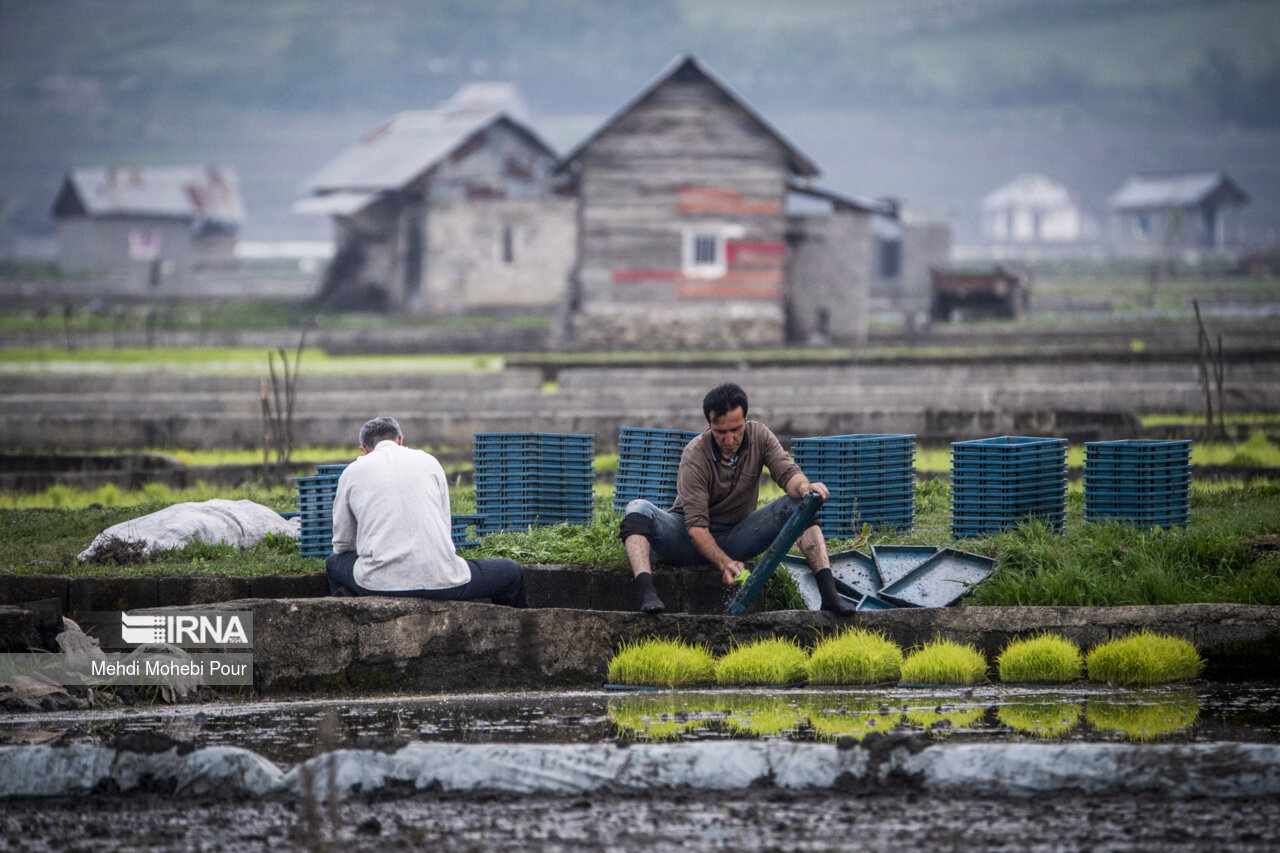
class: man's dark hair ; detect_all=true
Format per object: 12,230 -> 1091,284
702,383 -> 749,422
359,416 -> 402,449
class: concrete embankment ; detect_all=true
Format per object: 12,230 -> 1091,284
3,570 -> 1278,689
5,353 -> 1279,450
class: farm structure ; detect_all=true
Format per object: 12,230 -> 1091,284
1106,172 -> 1249,257
295,106 -> 574,313
555,56 -> 923,349
981,174 -> 1083,245
50,166 -> 244,286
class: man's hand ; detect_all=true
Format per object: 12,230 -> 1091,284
721,559 -> 746,587
807,481 -> 830,500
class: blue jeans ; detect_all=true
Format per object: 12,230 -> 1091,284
620,496 -> 810,567
325,551 -> 527,608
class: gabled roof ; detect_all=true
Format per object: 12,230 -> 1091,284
786,179 -> 895,216
555,55 -> 819,178
52,166 -> 243,222
982,174 -> 1075,210
1107,172 -> 1249,211
299,111 -> 555,195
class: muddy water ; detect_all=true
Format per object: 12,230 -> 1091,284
2,683 -> 1277,769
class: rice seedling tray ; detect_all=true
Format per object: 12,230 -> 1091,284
869,545 -> 939,587
877,547 -> 995,608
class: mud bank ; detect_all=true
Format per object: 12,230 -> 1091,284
2,738 -> 1279,801
4,788 -> 1278,853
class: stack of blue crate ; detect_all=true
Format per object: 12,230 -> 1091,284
295,463 -> 348,558
1085,439 -> 1192,528
450,514 -> 485,549
611,427 -> 701,512
789,434 -> 916,536
473,433 -> 595,532
950,436 -> 1068,538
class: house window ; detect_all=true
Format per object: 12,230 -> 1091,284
693,234 -> 717,266
501,223 -> 515,264
682,225 -> 742,279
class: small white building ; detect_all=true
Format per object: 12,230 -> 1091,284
981,174 -> 1082,243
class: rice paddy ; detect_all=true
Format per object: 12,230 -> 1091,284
900,639 -> 990,685
714,637 -> 810,686
605,638 -> 716,688
806,627 -> 904,686
1085,631 -> 1205,686
997,633 -> 1085,684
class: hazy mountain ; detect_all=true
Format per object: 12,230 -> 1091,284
2,0 -> 1277,247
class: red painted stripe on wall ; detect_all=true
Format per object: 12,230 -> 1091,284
675,284 -> 783,300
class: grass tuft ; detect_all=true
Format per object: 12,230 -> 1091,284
714,637 -> 810,686
900,638 -> 989,685
1085,631 -> 1205,686
997,633 -> 1084,683
606,638 -> 715,687
806,627 -> 904,686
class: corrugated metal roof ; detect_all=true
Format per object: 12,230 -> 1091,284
555,55 -> 820,178
1107,172 -> 1249,211
299,111 -> 554,195
60,166 -> 244,222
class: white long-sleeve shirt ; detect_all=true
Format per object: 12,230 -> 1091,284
330,440 -> 470,591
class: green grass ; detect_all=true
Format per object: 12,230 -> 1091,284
0,347 -> 504,376
1,477 -> 1277,613
1084,692 -> 1200,741
996,700 -> 1082,738
900,639 -> 989,685
806,627 -> 904,686
1085,631 -> 1205,686
713,637 -> 810,686
997,634 -> 1084,684
606,638 -> 716,688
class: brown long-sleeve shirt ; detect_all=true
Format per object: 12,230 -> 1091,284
670,421 -> 801,529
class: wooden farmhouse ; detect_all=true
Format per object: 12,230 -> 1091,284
1106,172 -> 1249,258
295,108 -> 574,313
51,166 -> 243,286
555,56 -> 894,348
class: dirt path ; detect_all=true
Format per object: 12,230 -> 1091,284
3,790 -> 1278,852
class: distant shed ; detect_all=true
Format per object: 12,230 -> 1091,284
1107,172 -> 1249,256
296,108 -> 573,313
51,166 -> 243,284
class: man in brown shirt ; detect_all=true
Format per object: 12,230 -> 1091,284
619,383 -> 854,615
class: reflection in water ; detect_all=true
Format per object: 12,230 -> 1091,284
608,690 -> 1208,744
1086,691 -> 1200,742
801,696 -> 902,742
904,699 -> 985,739
719,695 -> 807,737
998,700 -> 1083,739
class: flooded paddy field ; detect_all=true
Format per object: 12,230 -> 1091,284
3,683 -> 1277,766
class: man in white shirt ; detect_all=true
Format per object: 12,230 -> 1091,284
325,417 -> 526,607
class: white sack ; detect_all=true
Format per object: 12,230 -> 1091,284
78,498 -> 300,562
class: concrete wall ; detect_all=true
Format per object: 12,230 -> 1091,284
56,216 -> 195,287
787,209 -> 870,345
421,196 -> 574,313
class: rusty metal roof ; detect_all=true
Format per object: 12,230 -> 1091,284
555,55 -> 820,178
299,111 -> 555,196
1107,172 -> 1249,211
54,166 -> 244,222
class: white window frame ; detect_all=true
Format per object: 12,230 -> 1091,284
681,224 -> 743,279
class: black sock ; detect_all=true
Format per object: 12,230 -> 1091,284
633,572 -> 665,614
814,568 -> 855,615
